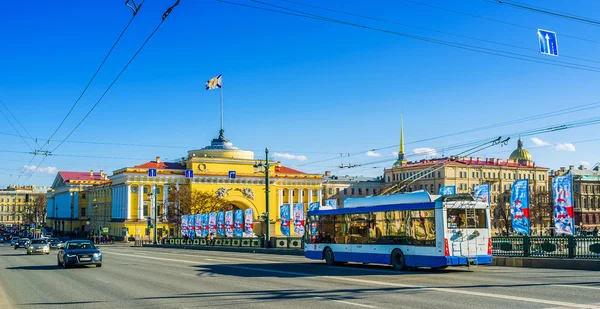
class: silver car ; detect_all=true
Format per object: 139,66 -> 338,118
27,239 -> 50,255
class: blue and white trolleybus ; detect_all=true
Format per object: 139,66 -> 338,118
304,191 -> 492,269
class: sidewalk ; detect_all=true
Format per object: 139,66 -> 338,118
142,244 -> 305,256
493,256 -> 600,271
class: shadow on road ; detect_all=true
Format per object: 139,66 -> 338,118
18,301 -> 108,306
5,265 -> 61,271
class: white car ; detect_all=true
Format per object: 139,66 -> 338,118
27,239 -> 50,255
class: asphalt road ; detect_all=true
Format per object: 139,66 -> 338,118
1,243 -> 600,309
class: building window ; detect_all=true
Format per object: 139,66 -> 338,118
343,188 -> 347,195
81,207 -> 86,217
328,188 -> 333,195
155,187 -> 161,194
351,188 -> 355,195
82,193 -> 86,199
387,176 -> 391,182
292,191 -> 295,196
132,187 -> 139,194
472,172 -> 475,178
358,188 -> 363,195
366,188 -> 370,195
282,190 -> 286,196
143,187 -> 148,194
336,188 -> 340,194
143,204 -> 149,217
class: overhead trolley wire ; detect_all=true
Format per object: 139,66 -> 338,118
400,0 -> 599,44
481,0 -> 600,27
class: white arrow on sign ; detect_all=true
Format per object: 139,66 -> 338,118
545,33 -> 551,54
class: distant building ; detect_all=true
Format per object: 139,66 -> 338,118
0,185 -> 50,227
321,171 -> 384,207
552,165 -> 600,232
383,119 -> 550,234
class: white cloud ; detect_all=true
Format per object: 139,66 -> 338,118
273,153 -> 308,161
530,137 -> 550,146
580,161 -> 590,166
23,165 -> 58,174
413,147 -> 437,156
366,151 -> 381,157
556,143 -> 576,152
391,151 -> 399,156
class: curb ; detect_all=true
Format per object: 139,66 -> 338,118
493,256 -> 600,271
142,244 -> 305,256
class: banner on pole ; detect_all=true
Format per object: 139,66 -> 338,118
217,211 -> 225,236
209,212 -> 217,236
244,208 -> 254,237
308,202 -> 320,212
474,184 -> 491,205
280,204 -> 290,236
225,210 -> 234,238
293,203 -> 305,236
234,209 -> 243,237
510,179 -> 530,235
552,175 -> 575,235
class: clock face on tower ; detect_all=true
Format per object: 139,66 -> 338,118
197,163 -> 207,172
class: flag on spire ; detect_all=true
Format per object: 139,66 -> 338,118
206,74 -> 222,90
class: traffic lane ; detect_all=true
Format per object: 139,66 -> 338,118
0,244 -> 362,309
102,248 -> 592,309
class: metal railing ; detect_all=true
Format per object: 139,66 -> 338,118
492,236 -> 600,259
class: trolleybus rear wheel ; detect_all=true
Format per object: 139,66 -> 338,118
391,249 -> 406,271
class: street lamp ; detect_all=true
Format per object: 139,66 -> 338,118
70,192 -> 74,237
148,190 -> 158,245
254,147 -> 271,248
92,198 -> 97,236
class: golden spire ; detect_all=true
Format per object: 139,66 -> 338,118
393,113 -> 407,167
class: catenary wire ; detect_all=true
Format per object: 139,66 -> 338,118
480,0 -> 600,26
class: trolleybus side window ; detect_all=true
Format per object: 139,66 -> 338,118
349,213 -> 369,244
409,210 -> 436,245
334,215 -> 348,244
446,209 -> 487,229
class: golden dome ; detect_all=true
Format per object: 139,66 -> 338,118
509,138 -> 532,162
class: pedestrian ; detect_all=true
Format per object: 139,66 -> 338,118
593,226 -> 598,237
210,232 -> 215,246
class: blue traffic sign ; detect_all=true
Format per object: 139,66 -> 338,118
228,170 -> 236,179
538,29 -> 558,56
148,168 -> 157,177
185,169 -> 194,178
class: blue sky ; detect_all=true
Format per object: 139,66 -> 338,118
1,0 -> 599,188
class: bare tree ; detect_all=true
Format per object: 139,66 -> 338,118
529,190 -> 553,236
20,193 -> 47,228
492,190 -> 512,236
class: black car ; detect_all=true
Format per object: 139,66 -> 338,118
14,238 -> 30,249
57,240 -> 102,268
47,238 -> 63,249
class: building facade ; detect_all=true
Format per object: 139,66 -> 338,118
47,131 -> 324,240
383,119 -> 550,235
0,185 -> 49,227
552,165 -> 600,232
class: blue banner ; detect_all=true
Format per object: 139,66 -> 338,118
244,208 -> 254,236
308,202 -> 320,211
201,213 -> 210,237
217,211 -> 225,236
293,203 -> 305,236
326,199 -> 337,208
552,175 -> 575,235
280,204 -> 291,236
195,214 -> 202,239
225,210 -> 234,237
209,212 -> 217,236
510,179 -> 530,235
181,215 -> 190,238
474,184 -> 490,205
234,209 -> 243,237
439,186 -> 456,195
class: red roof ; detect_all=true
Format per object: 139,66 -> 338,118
59,171 -> 105,182
134,161 -> 186,170
275,166 -> 306,175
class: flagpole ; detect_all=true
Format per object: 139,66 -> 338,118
220,75 -> 223,133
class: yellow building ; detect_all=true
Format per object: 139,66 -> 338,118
0,185 -> 49,227
60,131 -> 324,240
47,171 -> 110,236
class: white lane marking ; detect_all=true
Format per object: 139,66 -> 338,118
95,278 -> 110,284
553,284 -> 600,290
100,251 -> 600,309
314,297 -> 377,308
127,249 -> 295,263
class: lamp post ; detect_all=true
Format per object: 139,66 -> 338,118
148,190 -> 158,245
92,198 -> 97,236
70,192 -> 74,237
254,148 -> 271,248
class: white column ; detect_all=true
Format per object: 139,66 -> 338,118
278,189 -> 283,208
308,189 -> 313,205
288,188 -> 293,205
151,185 -> 156,220
138,184 -> 144,219
318,189 -> 323,206
126,184 -> 131,220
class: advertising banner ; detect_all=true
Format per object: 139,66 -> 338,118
194,214 -> 202,238
234,209 -> 243,237
217,211 -> 225,236
510,179 -> 530,235
552,175 -> 575,235
244,208 -> 254,237
439,186 -> 456,195
474,184 -> 491,205
181,215 -> 189,238
209,212 -> 217,236
201,213 -> 210,237
293,203 -> 305,236
308,202 -> 320,212
225,210 -> 234,238
280,204 -> 290,236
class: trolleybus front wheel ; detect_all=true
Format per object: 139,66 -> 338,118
391,249 -> 406,271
